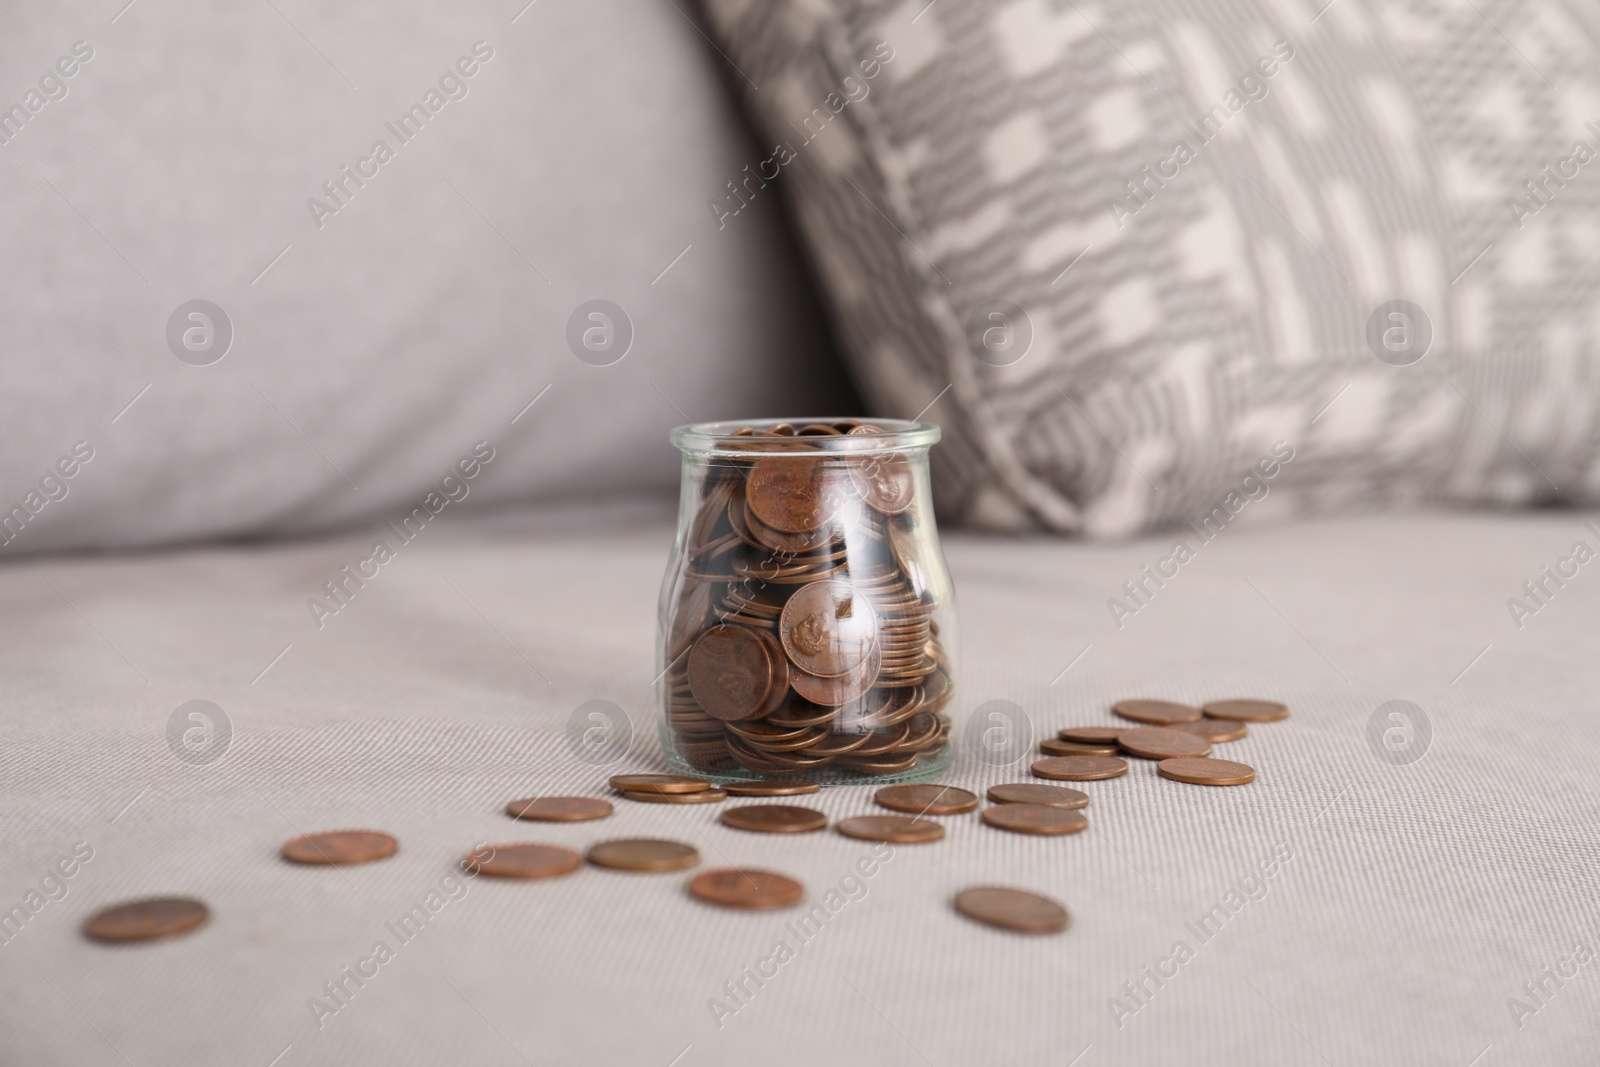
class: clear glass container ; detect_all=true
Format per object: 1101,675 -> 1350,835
657,417 -> 957,785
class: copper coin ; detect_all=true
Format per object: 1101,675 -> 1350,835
720,804 -> 828,833
986,783 -> 1090,809
608,774 -> 711,795
789,642 -> 880,706
954,887 -> 1070,934
1057,726 -> 1125,744
1117,727 -> 1212,760
780,579 -> 877,678
83,898 -> 209,943
746,455 -> 832,533
505,797 -> 613,822
836,815 -> 945,843
281,830 -> 398,866
587,838 -> 701,872
1158,757 -> 1257,786
688,868 -> 804,910
687,625 -> 774,722
1032,755 -> 1128,781
1040,737 -> 1119,756
724,780 -> 821,796
847,452 -> 915,515
874,784 -> 979,815
1202,699 -> 1289,722
1175,719 -> 1249,742
1112,699 -> 1203,725
464,843 -> 582,880
623,788 -> 728,804
981,804 -> 1089,835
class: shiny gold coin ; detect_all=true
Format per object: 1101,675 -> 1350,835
463,843 -> 582,880
281,830 -> 398,866
981,804 -> 1089,835
622,788 -> 728,804
954,887 -> 1070,934
1040,737 -> 1119,756
1202,699 -> 1289,722
608,774 -> 710,794
986,783 -> 1090,809
1112,699 -> 1203,725
505,796 -> 613,822
874,783 -> 979,815
83,897 -> 209,943
1158,757 -> 1257,786
688,868 -> 805,910
1117,727 -> 1212,760
719,804 -> 828,833
1057,726 -> 1125,744
1174,719 -> 1249,742
836,815 -> 945,843
724,780 -> 821,796
1032,755 -> 1128,781
587,838 -> 701,872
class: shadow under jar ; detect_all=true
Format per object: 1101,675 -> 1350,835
658,418 -> 957,785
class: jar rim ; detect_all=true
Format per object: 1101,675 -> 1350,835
670,417 -> 941,457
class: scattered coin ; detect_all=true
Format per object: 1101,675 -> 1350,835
1202,699 -> 1289,722
954,887 -> 1070,934
505,796 -> 614,821
1158,757 -> 1257,786
587,838 -> 702,872
724,780 -> 821,796
1174,719 -> 1248,742
874,783 -> 979,815
1057,726 -> 1125,744
83,897 -> 210,944
1117,727 -> 1212,760
836,815 -> 945,843
1040,737 -> 1119,756
281,830 -> 397,866
720,804 -> 828,833
1032,755 -> 1128,781
1112,699 -> 1203,725
981,804 -> 1089,836
689,868 -> 805,910
622,788 -> 728,804
986,783 -> 1090,809
608,774 -> 710,794
463,843 -> 582,880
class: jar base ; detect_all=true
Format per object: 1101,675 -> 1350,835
658,722 -> 953,787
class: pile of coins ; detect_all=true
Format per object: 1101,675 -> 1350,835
663,421 -> 953,779
1034,698 -> 1285,786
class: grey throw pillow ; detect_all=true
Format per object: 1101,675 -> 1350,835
701,0 -> 1600,535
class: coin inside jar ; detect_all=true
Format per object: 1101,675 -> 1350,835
746,455 -> 833,533
986,783 -> 1090,809
281,830 -> 397,866
719,804 -> 828,833
1202,698 -> 1290,722
688,868 -> 805,910
1032,755 -> 1128,781
1112,699 -> 1203,725
836,814 -> 945,843
587,838 -> 702,872
874,783 -> 979,815
463,843 -> 582,880
780,579 -> 877,678
1174,719 -> 1249,742
608,774 -> 711,795
724,780 -> 821,796
1158,757 -> 1256,786
847,451 -> 915,515
687,625 -> 775,722
1117,727 -> 1212,760
82,897 -> 209,943
981,804 -> 1089,835
505,796 -> 614,821
954,887 -> 1070,934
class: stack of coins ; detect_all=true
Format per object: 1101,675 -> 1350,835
662,421 -> 954,779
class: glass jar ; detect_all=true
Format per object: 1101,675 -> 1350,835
657,418 -> 957,785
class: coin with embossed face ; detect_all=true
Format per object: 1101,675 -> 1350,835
780,579 -> 877,678
847,449 -> 915,515
687,625 -> 773,722
747,455 -> 832,533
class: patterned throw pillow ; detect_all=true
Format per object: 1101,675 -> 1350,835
700,0 -> 1600,535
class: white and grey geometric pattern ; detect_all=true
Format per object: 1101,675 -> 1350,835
702,0 -> 1600,535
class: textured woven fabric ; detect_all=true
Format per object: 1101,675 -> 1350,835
4,503 -> 1598,1064
699,0 -> 1600,536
